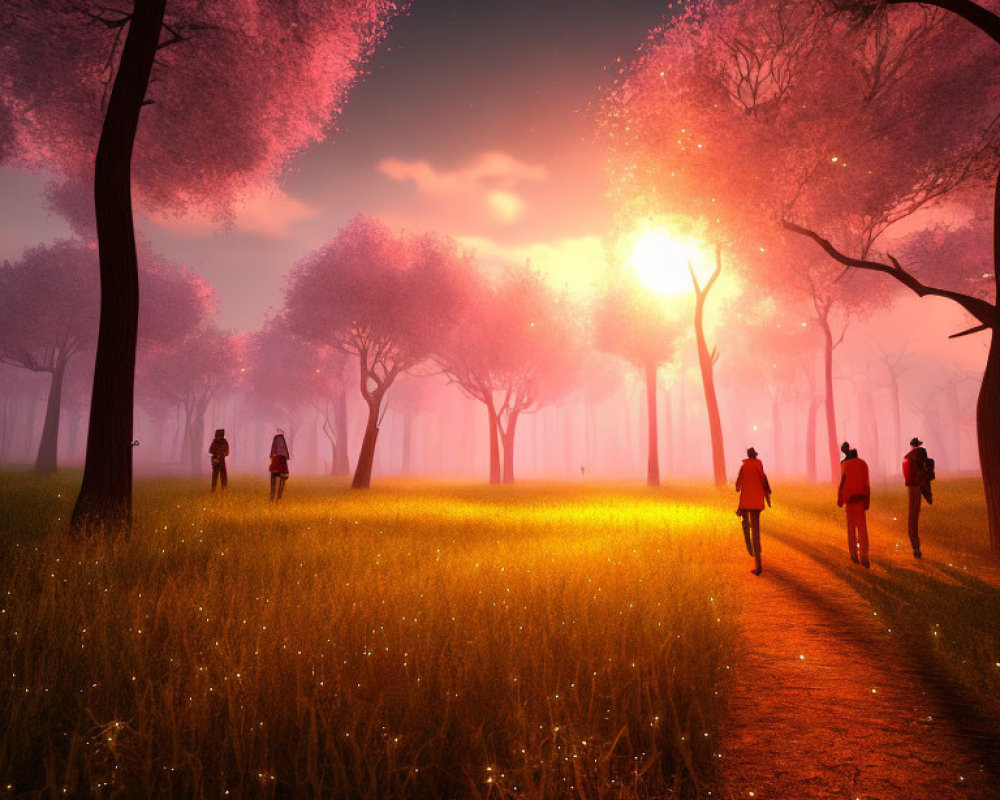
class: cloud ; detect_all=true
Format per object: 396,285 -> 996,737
149,188 -> 318,239
377,150 -> 547,223
457,234 -> 608,294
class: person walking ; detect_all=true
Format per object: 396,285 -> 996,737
903,437 -> 933,559
269,430 -> 290,503
208,428 -> 229,493
736,447 -> 772,576
837,441 -> 871,568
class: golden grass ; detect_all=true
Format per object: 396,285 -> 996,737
0,474 -> 740,799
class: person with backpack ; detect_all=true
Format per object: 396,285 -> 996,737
269,430 -> 290,503
736,447 -> 772,576
208,428 -> 230,492
903,437 -> 934,559
837,441 -> 871,568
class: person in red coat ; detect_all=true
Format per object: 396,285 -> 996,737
736,447 -> 772,575
837,442 -> 871,568
269,430 -> 290,503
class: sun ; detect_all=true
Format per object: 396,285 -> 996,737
627,230 -> 700,296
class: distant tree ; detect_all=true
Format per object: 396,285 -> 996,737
286,216 -> 471,489
438,265 -> 579,484
0,241 -> 98,474
139,326 -> 243,477
244,315 -> 350,476
0,0 -> 406,527
594,275 -> 680,486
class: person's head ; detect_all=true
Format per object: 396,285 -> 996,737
840,441 -> 851,456
215,428 -> 225,438
910,437 -> 923,447
746,447 -> 758,459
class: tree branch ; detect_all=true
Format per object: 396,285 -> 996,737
783,220 -> 997,327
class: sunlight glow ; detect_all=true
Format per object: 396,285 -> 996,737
627,230 -> 701,296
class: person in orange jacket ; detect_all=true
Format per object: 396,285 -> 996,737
837,441 -> 871,568
736,447 -> 772,576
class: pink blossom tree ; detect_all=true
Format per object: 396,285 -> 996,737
0,0 -> 407,527
438,265 -> 580,484
593,275 -> 680,487
244,315 -> 350,477
139,326 -> 244,477
285,216 -> 473,489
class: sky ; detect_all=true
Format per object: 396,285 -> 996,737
1,0 -> 673,330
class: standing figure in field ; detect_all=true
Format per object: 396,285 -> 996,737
209,428 -> 229,493
837,442 -> 871,568
903,437 -> 933,559
269,430 -> 290,503
736,447 -> 772,576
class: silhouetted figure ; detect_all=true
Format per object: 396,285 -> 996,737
736,447 -> 771,576
838,441 -> 871,568
269,430 -> 290,503
903,437 -> 933,558
209,428 -> 229,492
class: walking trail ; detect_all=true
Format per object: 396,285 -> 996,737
716,536 -> 1000,800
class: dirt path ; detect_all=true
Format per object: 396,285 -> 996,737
716,538 -> 1000,800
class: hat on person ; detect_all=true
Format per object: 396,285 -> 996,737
910,437 -> 923,447
746,447 -> 758,458
840,441 -> 851,455
215,428 -> 225,437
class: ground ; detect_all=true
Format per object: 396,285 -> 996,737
0,473 -> 997,799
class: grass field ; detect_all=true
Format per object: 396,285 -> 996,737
0,474 -> 743,799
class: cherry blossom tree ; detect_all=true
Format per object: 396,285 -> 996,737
139,326 -> 244,477
285,216 -> 472,489
244,315 -> 350,476
0,0 -> 406,527
594,275 -> 680,486
0,241 -> 98,474
438,265 -> 580,484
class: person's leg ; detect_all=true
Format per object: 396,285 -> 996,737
751,511 -> 762,574
908,486 -> 922,557
220,461 -> 228,491
211,464 -> 219,492
741,512 -> 754,556
270,473 -> 277,503
846,510 -> 859,562
857,509 -> 870,567
277,476 -> 287,501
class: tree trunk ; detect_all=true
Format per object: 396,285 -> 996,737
645,360 -> 660,487
695,246 -> 727,486
34,356 -> 67,475
818,312 -> 840,482
72,0 -> 166,530
487,402 -> 501,484
332,389 -> 350,476
352,398 -> 380,489
889,375 -> 903,469
980,327 -> 1000,555
501,411 -> 520,485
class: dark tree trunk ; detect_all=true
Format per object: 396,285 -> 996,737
695,246 -> 726,486
34,356 -> 67,475
818,312 -> 840,482
72,0 -> 166,530
352,398 -> 381,489
645,360 -> 660,487
980,328 -> 1000,555
501,412 -> 519,485
487,402 -> 501,484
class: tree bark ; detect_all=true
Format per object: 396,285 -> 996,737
979,328 -> 1000,555
352,398 -> 381,489
694,246 -> 726,486
501,411 -> 519,484
72,0 -> 166,530
487,401 -> 501,484
817,312 -> 841,482
34,356 -> 67,475
645,360 -> 660,487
